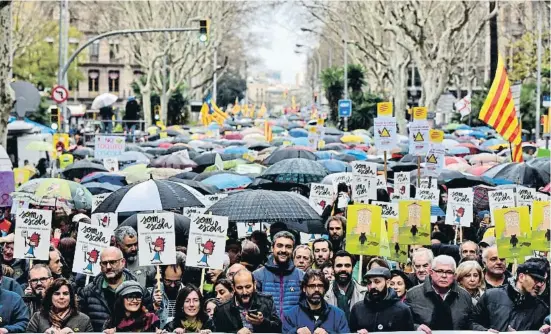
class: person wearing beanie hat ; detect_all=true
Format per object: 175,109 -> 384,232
103,280 -> 160,333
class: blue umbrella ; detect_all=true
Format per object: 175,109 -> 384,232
207,122 -> 220,130
318,159 -> 352,173
202,173 -> 253,190
481,138 -> 507,148
118,151 -> 151,164
224,146 -> 248,155
474,126 -> 494,133
456,125 -> 471,130
431,206 -> 446,216
342,149 -> 367,161
83,182 -> 122,195
467,130 -> 487,139
447,147 -> 471,155
314,151 -> 336,160
289,128 -> 308,138
81,172 -> 126,186
292,137 -> 310,146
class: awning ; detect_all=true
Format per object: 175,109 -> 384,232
67,104 -> 87,117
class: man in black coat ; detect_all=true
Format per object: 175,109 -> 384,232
473,262 -> 549,332
349,267 -> 414,333
213,269 -> 281,334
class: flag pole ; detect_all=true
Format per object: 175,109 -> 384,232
509,142 -> 513,161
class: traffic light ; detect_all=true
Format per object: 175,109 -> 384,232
199,19 -> 209,42
50,107 -> 60,130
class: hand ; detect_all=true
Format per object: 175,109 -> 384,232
508,326 -> 517,332
174,328 -> 185,334
43,328 -> 57,334
297,327 -> 312,334
24,285 -> 33,296
199,330 -> 211,334
154,328 -> 167,334
59,328 -> 74,334
236,329 -> 252,334
103,328 -> 116,334
540,325 -> 551,334
54,229 -> 62,240
245,311 -> 264,326
153,289 -> 163,307
488,330 -> 499,333
314,328 -> 328,334
418,324 -> 432,334
357,330 -> 369,334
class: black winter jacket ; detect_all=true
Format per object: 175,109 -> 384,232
77,270 -> 137,332
473,280 -> 549,331
213,292 -> 282,333
349,288 -> 414,332
405,278 -> 473,330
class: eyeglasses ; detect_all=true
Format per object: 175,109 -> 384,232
124,294 -> 142,302
29,277 -> 51,285
164,278 -> 181,286
433,269 -> 455,277
306,284 -> 325,290
99,258 -> 123,267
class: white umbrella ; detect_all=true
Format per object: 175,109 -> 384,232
91,93 -> 118,110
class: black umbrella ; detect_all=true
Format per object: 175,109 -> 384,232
193,170 -> 250,182
334,153 -> 357,162
62,160 -> 108,180
400,154 -> 426,163
247,180 -> 310,193
193,152 -> 239,167
145,148 -> 168,157
483,162 -> 549,188
173,171 -> 198,180
527,157 -> 550,178
125,144 -> 147,153
261,158 -> 328,184
323,128 -> 343,136
408,169 -> 495,188
168,177 -> 219,195
263,148 -> 317,165
321,136 -> 340,144
391,162 -> 419,173
120,211 -> 190,237
151,154 -> 198,169
71,147 -> 95,158
166,145 -> 196,155
173,136 -> 192,144
209,190 -> 325,233
248,142 -> 271,151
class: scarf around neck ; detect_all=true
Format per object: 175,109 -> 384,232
49,308 -> 71,329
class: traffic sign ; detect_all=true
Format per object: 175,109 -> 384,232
51,85 -> 69,104
338,99 -> 352,117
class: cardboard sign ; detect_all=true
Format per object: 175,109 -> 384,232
90,212 -> 118,229
235,164 -> 263,175
182,207 -> 207,219
374,117 -> 397,151
14,209 -> 52,260
418,178 -> 438,190
350,161 -> 378,178
0,171 -> 14,207
309,183 -> 333,215
103,158 -> 119,172
237,222 -> 261,238
489,189 -> 516,225
73,224 -> 113,276
92,193 -> 111,212
351,177 -> 377,203
94,136 -> 126,159
415,188 -> 440,206
535,192 -> 550,202
531,200 -> 550,251
137,212 -> 177,266
187,214 -> 228,269
13,168 -> 31,187
398,200 -> 431,245
412,107 -> 428,120
204,194 -> 228,208
58,154 -> 74,169
494,206 -> 532,259
376,175 -> 387,190
445,188 -> 474,227
394,172 -> 410,199
425,130 -> 445,177
345,204 -> 382,256
330,172 -> 354,193
516,187 -> 535,209
409,121 -> 430,156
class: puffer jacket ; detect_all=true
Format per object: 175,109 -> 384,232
473,279 -> 549,331
77,269 -> 137,332
282,298 -> 349,334
253,256 -> 304,317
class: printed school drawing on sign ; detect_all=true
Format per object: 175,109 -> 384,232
187,214 -> 228,270
398,200 -> 431,245
73,224 -> 113,276
137,212 -> 177,266
532,200 -> 551,251
14,209 -> 52,260
494,206 -> 532,260
345,204 -> 382,256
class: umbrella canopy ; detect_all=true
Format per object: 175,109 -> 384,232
469,153 -> 503,165
334,153 -> 357,162
319,143 -> 348,151
318,159 -> 352,173
151,154 -> 197,169
81,172 -> 126,186
223,133 -> 243,140
120,211 -> 190,237
261,158 -> 328,184
71,147 -> 95,158
323,127 -> 343,136
442,139 -> 460,149
173,171 -> 199,180
83,182 -> 121,195
527,157 -> 550,178
342,149 -> 367,161
447,147 -> 471,155
445,157 -> 469,166
168,177 -> 219,195
202,173 -> 253,190
483,162 -> 549,188
224,146 -> 248,155
93,179 -> 205,213
341,134 -> 365,144
145,148 -> 168,157
15,178 -> 92,210
91,93 -> 118,110
400,154 -> 425,163
25,141 -> 54,152
208,190 -> 324,233
321,136 -> 340,144
263,148 -> 317,165
62,160 -> 108,180
289,128 -> 308,138
466,164 -> 496,176
193,152 -> 238,167
118,151 -> 151,164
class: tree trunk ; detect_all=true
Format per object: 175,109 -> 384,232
141,88 -> 152,128
418,64 -> 450,114
0,1 -> 13,148
393,62 -> 409,135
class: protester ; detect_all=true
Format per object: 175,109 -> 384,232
0,253 -> 24,296
320,262 -> 334,282
0,274 -> 29,332
389,270 -> 413,302
213,278 -> 234,303
163,285 -> 213,333
482,245 -> 510,289
226,263 -> 247,282
321,183 -> 352,220
456,260 -> 486,305
311,238 -> 332,269
459,241 -> 480,262
150,256 -> 186,329
204,298 -> 218,320
240,240 -> 262,272
226,240 -> 242,266
27,278 -> 93,333
324,250 -> 367,321
525,257 -> 550,306
213,269 -> 281,333
114,226 -> 154,288
253,231 -> 304,317
409,248 -> 434,286
406,255 -> 473,331
349,267 -> 414,332
367,257 -> 390,270
2,242 -> 27,284
325,216 -> 346,252
293,245 -> 313,271
23,264 -> 53,315
473,262 -> 549,331
47,247 -> 64,279
282,269 -> 349,334
103,281 -> 160,333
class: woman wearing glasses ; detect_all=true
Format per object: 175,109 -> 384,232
163,285 -> 213,334
27,278 -> 93,333
103,281 -> 160,333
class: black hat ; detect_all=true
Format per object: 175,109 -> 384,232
517,262 -> 547,282
364,267 -> 391,279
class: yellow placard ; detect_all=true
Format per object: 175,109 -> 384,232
52,133 -> 69,157
377,102 -> 393,117
412,107 -> 428,120
317,118 -> 324,126
13,168 -> 31,187
148,127 -> 158,136
386,217 -> 408,262
345,204 -> 382,256
317,140 -> 325,150
58,153 -> 74,169
309,126 -> 317,133
531,201 -> 550,251
398,200 -> 431,245
429,129 -> 444,143
494,206 -> 532,259
159,131 -> 168,139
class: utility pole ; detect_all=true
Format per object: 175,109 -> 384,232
161,32 -> 168,125
213,46 -> 217,103
343,24 -> 348,131
57,0 -> 69,132
535,7 -> 542,140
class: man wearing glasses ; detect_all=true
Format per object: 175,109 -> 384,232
23,264 -> 53,315
149,252 -> 185,328
406,255 -> 473,333
77,246 -> 139,332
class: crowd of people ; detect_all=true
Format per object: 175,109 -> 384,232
0,207 -> 547,334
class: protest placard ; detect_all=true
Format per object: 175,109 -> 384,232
235,164 -> 263,175
94,136 -> 126,159
13,168 -> 31,187
0,171 -> 14,208
237,222 -> 261,238
187,214 -> 228,269
531,200 -> 550,251
445,188 -> 474,227
214,154 -> 224,171
394,172 -> 410,199
345,204 -> 382,256
182,207 -> 207,219
300,233 -> 324,244
330,172 -> 354,192
489,189 -> 516,225
351,177 -> 377,203
92,193 -> 111,212
516,187 -> 535,209
14,209 -> 52,260
374,117 -> 397,152
415,188 -> 440,206
535,192 -> 550,202
376,175 -> 387,190
494,206 -> 532,260
204,194 -> 228,208
350,161 -> 378,178
90,212 -> 118,229
409,121 -> 430,156
103,158 -> 119,172
425,130 -> 445,177
309,183 -> 333,215
386,216 -> 407,263
137,212 -> 176,266
418,178 -> 438,190
73,224 -> 113,276
398,200 -> 431,245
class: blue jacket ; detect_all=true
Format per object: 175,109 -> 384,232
0,288 -> 29,332
253,256 -> 304,318
282,299 -> 349,334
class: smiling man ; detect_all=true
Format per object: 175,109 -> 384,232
253,231 -> 304,318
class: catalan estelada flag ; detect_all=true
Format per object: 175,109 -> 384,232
478,55 -> 523,162
200,94 -> 228,126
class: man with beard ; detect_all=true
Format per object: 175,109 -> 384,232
312,239 -> 333,269
482,245 -> 511,289
114,226 -> 154,287
409,248 -> 434,286
78,246 -> 139,331
473,262 -> 549,331
349,267 -> 414,332
324,250 -> 367,321
325,216 -> 346,252
23,264 -> 53,315
213,269 -> 281,333
253,231 -> 304,318
283,269 -> 349,334
150,253 -> 185,329
459,241 -> 479,262
2,242 -> 27,284
406,255 -> 473,333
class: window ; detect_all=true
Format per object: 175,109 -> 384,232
90,41 -> 99,62
109,41 -> 119,63
108,71 -> 120,92
88,70 -> 99,92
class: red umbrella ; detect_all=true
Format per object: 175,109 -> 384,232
158,142 -> 174,149
288,145 -> 315,151
458,143 -> 481,154
445,157 -> 469,165
224,133 -> 243,140
352,144 -> 370,152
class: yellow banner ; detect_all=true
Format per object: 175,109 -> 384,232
398,200 -> 431,245
345,204 -> 382,256
494,206 -> 532,259
412,107 -> 428,120
531,201 -> 550,251
13,168 -> 31,187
